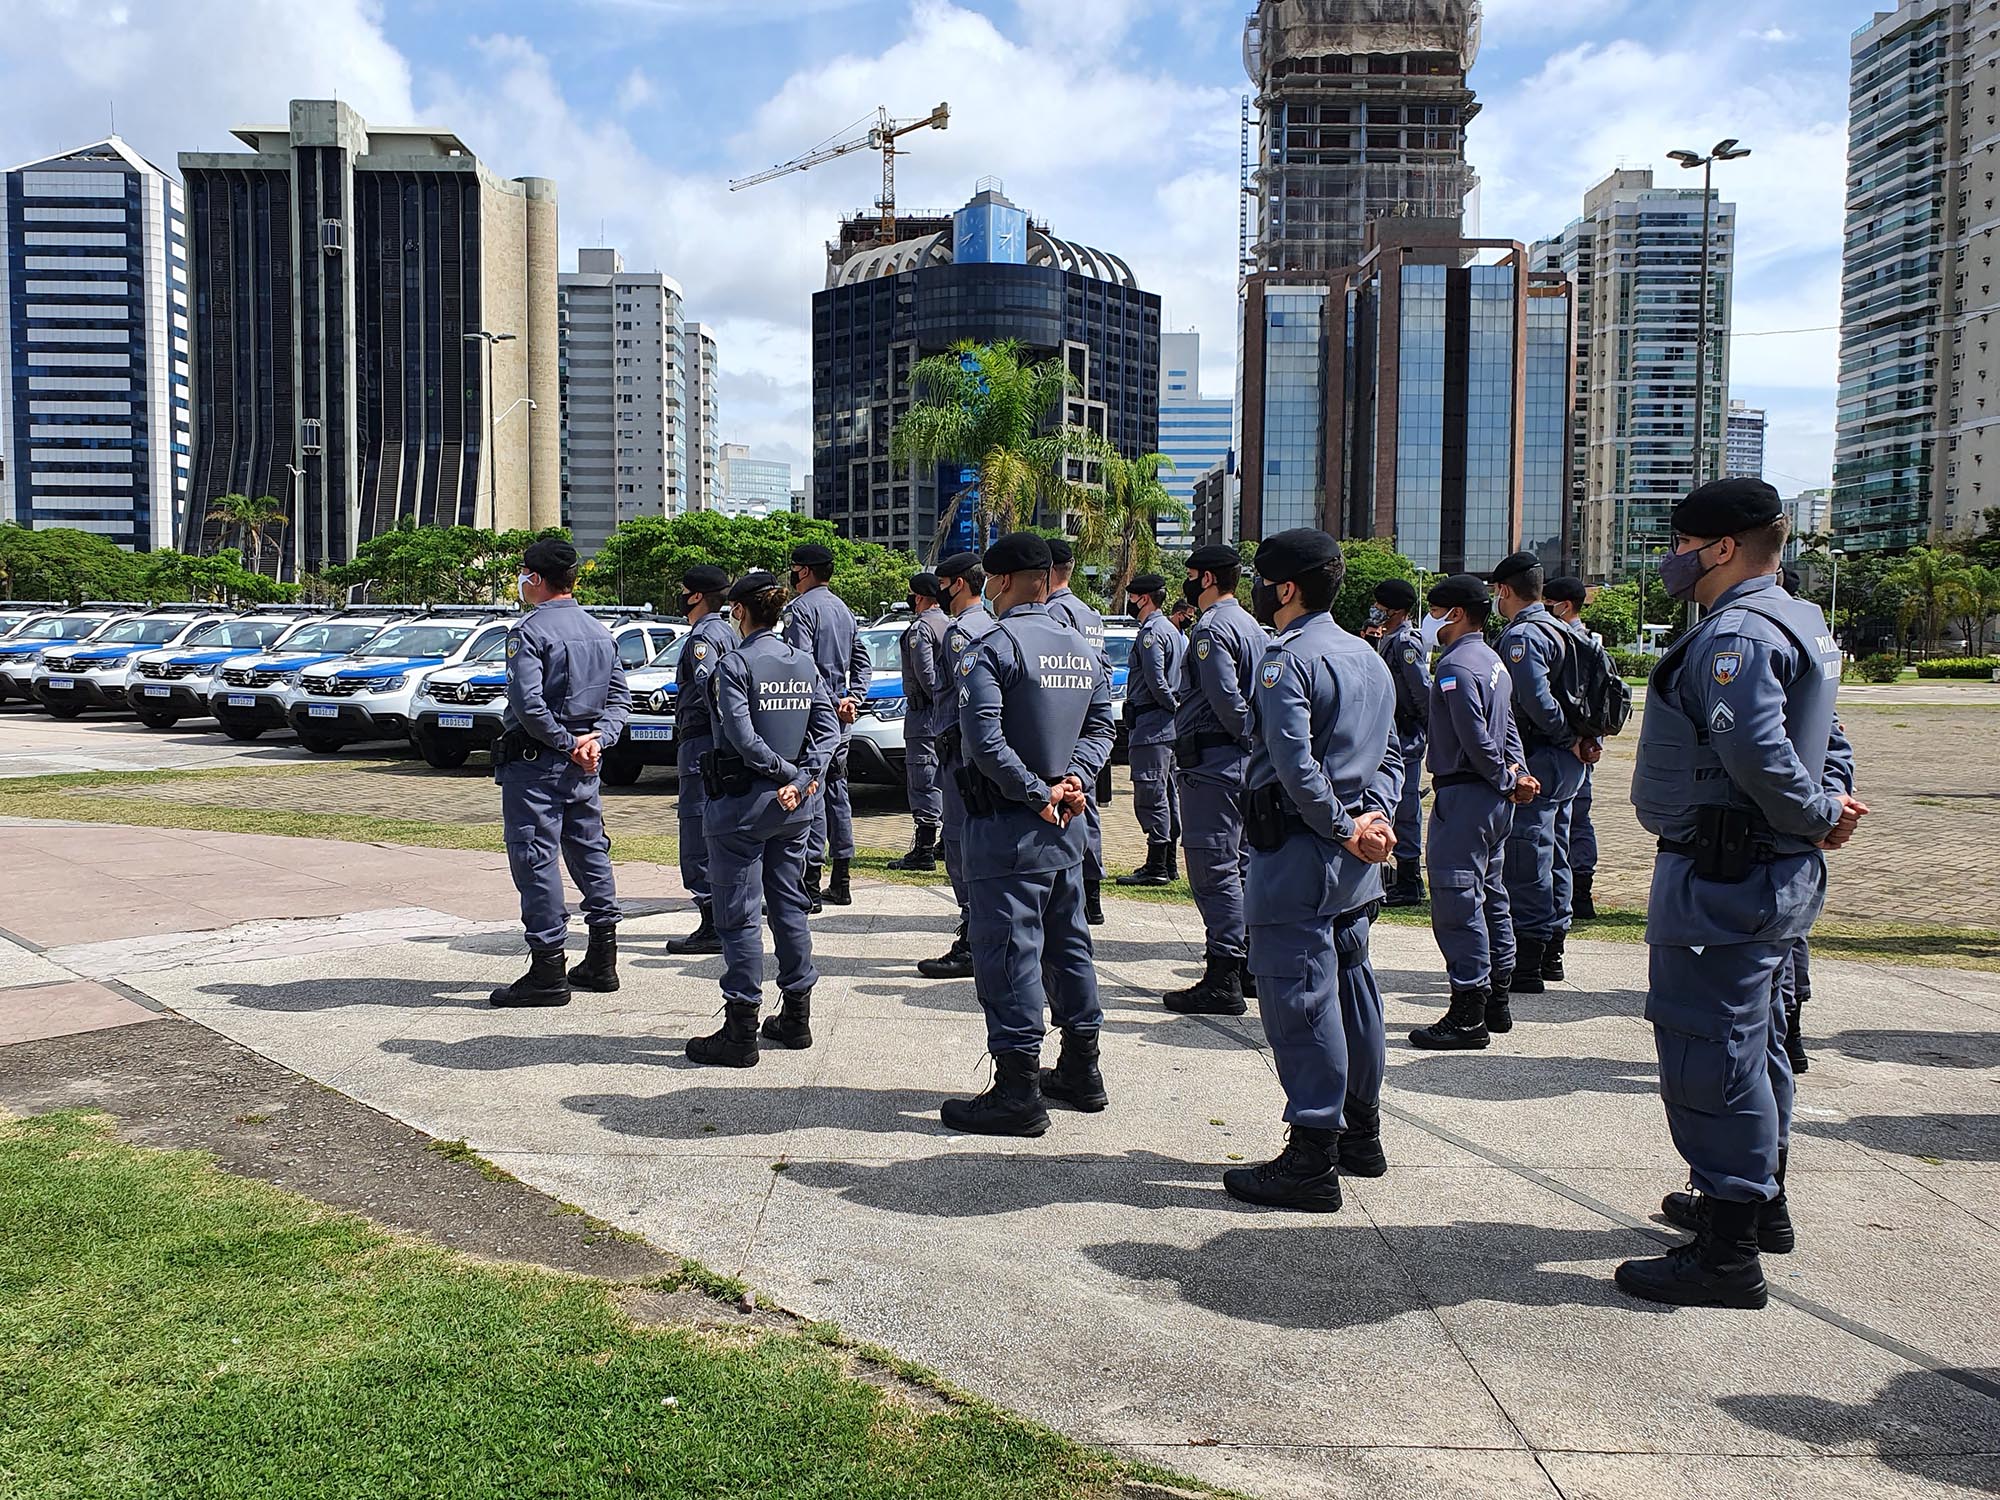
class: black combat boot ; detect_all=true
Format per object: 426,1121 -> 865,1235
1510,935 -> 1547,995
1115,842 -> 1173,887
759,987 -> 813,1050
917,920 -> 974,979
566,925 -> 619,993
1662,1148 -> 1795,1254
1383,859 -> 1426,908
1223,1125 -> 1343,1211
1484,974 -> 1514,1035
1039,1028 -> 1108,1112
1616,1197 -> 1768,1309
686,1002 -> 761,1068
1337,1095 -> 1388,1178
804,862 -> 824,915
1163,951 -> 1246,1016
1084,878 -> 1105,926
1784,999 -> 1809,1075
490,947 -> 572,1008
1408,986 -> 1491,1050
667,904 -> 722,955
1161,840 -> 1179,881
1573,869 -> 1597,920
1541,931 -> 1567,983
823,858 -> 853,906
889,824 -> 940,872
940,1050 -> 1049,1137
1238,959 -> 1258,1002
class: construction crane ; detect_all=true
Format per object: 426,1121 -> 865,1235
729,102 -> 949,244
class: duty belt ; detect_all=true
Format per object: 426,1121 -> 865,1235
1432,771 -> 1491,791
1175,729 -> 1239,764
491,729 -> 550,767
1243,781 -> 1365,853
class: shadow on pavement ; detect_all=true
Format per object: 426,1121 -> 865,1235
1386,1051 -> 1658,1101
382,1032 -> 695,1070
1817,1030 -> 2000,1070
1719,1369 -> 2000,1485
1795,1112 -> 2000,1164
564,1084 -> 951,1140
195,976 -> 491,1011
780,1150 -> 1255,1217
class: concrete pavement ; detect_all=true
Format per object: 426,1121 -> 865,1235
2,816 -> 1997,1498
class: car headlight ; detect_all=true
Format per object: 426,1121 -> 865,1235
872,696 -> 906,721
413,679 -> 436,702
366,675 -> 407,694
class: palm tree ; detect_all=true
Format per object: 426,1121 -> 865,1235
1886,546 -> 1974,655
889,339 -> 1110,557
1958,563 -> 2000,654
207,493 -> 289,577
1098,452 -> 1185,608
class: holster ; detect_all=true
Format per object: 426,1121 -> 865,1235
699,747 -> 754,799
1175,729 -> 1236,766
954,763 -> 1005,819
1243,782 -> 1300,853
937,725 -> 963,766
490,729 -> 545,769
1690,804 -> 1760,883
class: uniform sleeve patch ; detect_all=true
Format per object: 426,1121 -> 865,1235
692,643 -> 707,660
958,685 -> 970,706
1439,674 -> 1458,691
1259,660 -> 1283,689
505,637 -> 519,659
1710,701 -> 1736,733
1147,633 -> 1163,650
1403,647 -> 1419,664
959,657 -> 975,675
1712,651 -> 1741,685
1196,639 -> 1211,661
1508,643 -> 1525,663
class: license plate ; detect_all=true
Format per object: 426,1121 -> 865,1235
226,695 -> 256,708
46,677 -> 73,690
630,725 -> 672,742
438,714 -> 474,730
143,685 -> 171,697
308,703 -> 340,718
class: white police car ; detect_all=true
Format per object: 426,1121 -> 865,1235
127,606 -> 334,729
287,607 -> 513,754
0,602 -> 65,646
0,605 -> 136,702
847,625 -> 912,786
411,610 -> 679,771
34,605 -> 234,718
207,608 -> 426,742
600,632 -> 690,787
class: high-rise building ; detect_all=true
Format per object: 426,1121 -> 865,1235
717,443 -> 791,517
812,181 -> 1160,555
1533,168 -> 1735,580
682,322 -> 719,510
1726,398 -> 1766,480
558,248 -> 685,555
1835,0 -> 1998,554
1781,486 -> 1832,559
1157,331 -> 1232,554
1191,459 -> 1237,548
179,100 -> 558,577
1243,1 -> 1482,276
0,136 -> 189,551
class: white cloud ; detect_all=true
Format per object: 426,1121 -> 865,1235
1477,0 -> 1629,36
1748,26 -> 1795,42
615,68 -> 657,112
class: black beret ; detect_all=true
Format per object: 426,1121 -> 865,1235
1186,543 -> 1240,573
1373,578 -> 1419,611
1543,575 -> 1587,606
907,572 -> 943,600
1779,563 -> 1802,595
523,537 -> 577,576
1045,536 -> 1075,566
1128,572 -> 1168,596
727,570 -> 782,602
1672,477 -> 1782,538
936,551 -> 982,580
1487,550 -> 1542,586
682,564 -> 728,594
1252,528 -> 1340,583
983,532 -> 1053,574
790,542 -> 835,570
1428,573 -> 1491,611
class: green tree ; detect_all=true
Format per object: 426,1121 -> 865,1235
1094,453 -> 1185,608
1580,581 -> 1640,649
1333,539 -> 1419,636
1885,545 -> 1975,653
324,521 -> 568,605
205,493 -> 289,576
0,524 -> 146,603
138,548 -> 300,604
1956,563 -> 2000,654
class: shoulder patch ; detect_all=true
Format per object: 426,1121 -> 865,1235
1147,632 -> 1164,650
1403,646 -> 1420,665
959,656 -> 975,675
1196,639 -> 1211,661
505,636 -> 519,659
692,643 -> 707,660
1259,659 -> 1284,689
1712,651 -> 1741,686
1438,673 -> 1458,691
1710,701 -> 1736,733
947,629 -> 966,651
1508,642 -> 1525,663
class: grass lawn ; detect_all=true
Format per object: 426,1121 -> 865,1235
0,1111 -> 1199,1500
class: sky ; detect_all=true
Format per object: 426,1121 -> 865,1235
0,0 -> 1858,499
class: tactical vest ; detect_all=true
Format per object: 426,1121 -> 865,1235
719,638 -> 815,763
1049,592 -> 1106,654
992,618 -> 1095,780
675,617 -> 732,739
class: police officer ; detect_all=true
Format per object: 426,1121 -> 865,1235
1371,577 -> 1431,907
1491,551 -> 1596,993
1166,543 -> 1267,1015
941,532 -> 1117,1136
1409,575 -> 1539,1049
1044,536 -> 1109,924
1617,478 -> 1865,1309
1543,576 -> 1600,920
890,572 -> 948,872
1115,571 -> 1184,886
917,551 -> 997,979
782,542 -> 867,908
686,571 -> 841,1067
490,537 -> 631,1008
1773,712 -> 1854,1076
667,565 -> 736,955
1226,531 -> 1403,1211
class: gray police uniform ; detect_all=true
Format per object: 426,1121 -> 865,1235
1173,596 -> 1267,961
1376,618 -> 1431,865
1125,609 -> 1185,844
499,599 -> 631,950
674,611 -> 737,915
1498,602 -> 1588,943
958,602 -> 1117,1056
1777,715 -> 1854,1035
900,609 -> 949,831
1425,631 -> 1524,989
1565,621 -> 1603,882
1045,586 -> 1109,881
1631,574 -> 1845,1203
1246,612 -> 1402,1128
783,585 -> 866,865
936,603 -> 997,920
706,628 -> 841,1007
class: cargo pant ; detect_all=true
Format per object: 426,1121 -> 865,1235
708,800 -> 817,1008
1427,780 -> 1515,989
1129,741 -> 1178,844
969,858 -> 1102,1056
1179,755 -> 1248,962
904,730 -> 942,831
499,754 -> 620,951
676,733 -> 714,911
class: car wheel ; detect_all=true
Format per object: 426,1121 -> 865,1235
297,732 -> 342,755
136,712 -> 179,730
415,733 -> 470,770
599,753 -> 643,787
221,723 -> 264,742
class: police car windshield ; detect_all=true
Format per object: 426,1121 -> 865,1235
471,630 -> 512,661
861,630 -> 903,672
0,613 -> 32,635
355,624 -> 473,659
17,615 -> 104,640
1104,635 -> 1134,669
275,622 -> 377,654
649,635 -> 687,668
188,619 -> 287,650
92,616 -> 194,645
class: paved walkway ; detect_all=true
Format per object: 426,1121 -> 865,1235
2,817 -> 1996,1498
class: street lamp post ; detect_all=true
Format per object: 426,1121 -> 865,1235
463,330 -> 518,521
283,462 -> 306,583
1828,546 -> 1844,648
1667,141 -> 1751,489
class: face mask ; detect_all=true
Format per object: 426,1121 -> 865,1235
1250,578 -> 1281,628
1181,578 -> 1205,608
678,593 -> 697,617
1366,604 -> 1387,627
517,573 -> 535,605
730,607 -> 749,638
1660,540 -> 1720,602
790,570 -> 807,593
1420,611 -> 1447,652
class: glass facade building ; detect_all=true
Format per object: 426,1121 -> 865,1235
1157,331 -> 1231,551
1256,288 -> 1330,535
1726,398 -> 1766,480
0,137 -> 189,551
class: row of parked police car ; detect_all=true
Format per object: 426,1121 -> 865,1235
0,598 -> 1140,787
